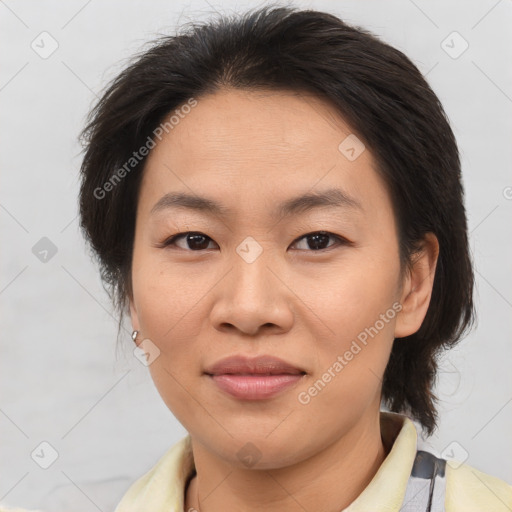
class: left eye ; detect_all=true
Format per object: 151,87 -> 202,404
291,231 -> 346,251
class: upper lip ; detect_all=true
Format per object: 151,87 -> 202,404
204,355 -> 306,376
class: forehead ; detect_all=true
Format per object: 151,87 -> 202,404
137,88 -> 392,222
154,88 -> 357,165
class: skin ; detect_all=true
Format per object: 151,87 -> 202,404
129,88 -> 439,511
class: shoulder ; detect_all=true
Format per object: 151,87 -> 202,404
445,461 -> 512,511
113,434 -> 194,511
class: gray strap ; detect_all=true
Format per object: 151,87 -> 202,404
400,450 -> 447,512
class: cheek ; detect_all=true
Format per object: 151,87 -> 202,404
134,267 -> 206,429
133,260 -> 205,343
318,252 -> 400,335
146,360 -> 208,437
309,256 -> 399,396
132,262 -> 207,418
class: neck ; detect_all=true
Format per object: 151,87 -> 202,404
185,411 -> 389,512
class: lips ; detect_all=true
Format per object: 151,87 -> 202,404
204,354 -> 306,376
204,355 -> 307,400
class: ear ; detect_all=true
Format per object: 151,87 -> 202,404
394,232 -> 439,338
129,294 -> 140,333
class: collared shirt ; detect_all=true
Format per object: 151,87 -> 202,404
112,411 -> 512,511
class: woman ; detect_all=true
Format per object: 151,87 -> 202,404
76,6 -> 511,512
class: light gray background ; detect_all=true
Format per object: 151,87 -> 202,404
1,0 -> 511,510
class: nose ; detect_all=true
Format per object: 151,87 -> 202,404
209,245 -> 294,337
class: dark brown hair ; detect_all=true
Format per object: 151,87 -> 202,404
78,5 -> 475,436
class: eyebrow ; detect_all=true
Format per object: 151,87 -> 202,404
150,187 -> 363,219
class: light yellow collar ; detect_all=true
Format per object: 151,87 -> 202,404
343,411 -> 418,511
114,411 -> 418,512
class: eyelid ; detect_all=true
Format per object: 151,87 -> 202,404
156,231 -> 218,250
156,230 -> 352,251
292,231 -> 351,250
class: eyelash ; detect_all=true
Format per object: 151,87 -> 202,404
157,231 -> 351,252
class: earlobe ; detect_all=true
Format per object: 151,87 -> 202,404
394,233 -> 439,339
129,297 -> 140,332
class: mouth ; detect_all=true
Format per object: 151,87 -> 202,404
204,354 -> 306,376
206,373 -> 306,400
204,354 -> 307,400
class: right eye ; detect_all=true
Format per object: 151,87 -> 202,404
159,232 -> 218,251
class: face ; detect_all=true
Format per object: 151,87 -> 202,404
129,88 -> 423,469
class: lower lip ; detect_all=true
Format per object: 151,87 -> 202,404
208,374 -> 305,400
